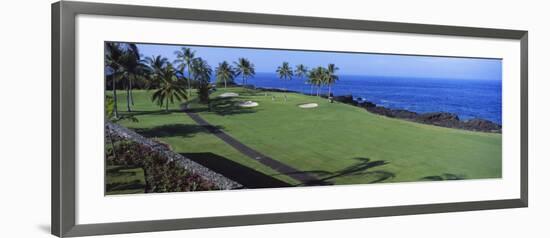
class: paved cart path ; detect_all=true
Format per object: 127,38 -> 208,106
182,106 -> 320,185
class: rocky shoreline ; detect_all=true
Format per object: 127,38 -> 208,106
331,95 -> 502,133
253,87 -> 501,133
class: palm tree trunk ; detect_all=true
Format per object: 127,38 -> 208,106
165,99 -> 169,112
224,79 -> 227,89
126,77 -> 131,112
328,85 -> 332,97
284,80 -> 287,102
112,77 -> 118,118
187,67 -> 192,99
129,77 -> 134,106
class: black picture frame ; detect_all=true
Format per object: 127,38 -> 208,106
52,1 -> 528,237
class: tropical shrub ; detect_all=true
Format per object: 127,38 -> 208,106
106,138 -> 217,193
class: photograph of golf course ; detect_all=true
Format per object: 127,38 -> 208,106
104,42 -> 502,195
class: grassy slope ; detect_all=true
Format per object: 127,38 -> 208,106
191,87 -> 502,184
111,87 -> 501,187
110,90 -> 300,186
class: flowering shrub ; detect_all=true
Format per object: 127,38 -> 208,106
106,138 -> 217,193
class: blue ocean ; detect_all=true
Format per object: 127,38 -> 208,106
242,72 -> 502,124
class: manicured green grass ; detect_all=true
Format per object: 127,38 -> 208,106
109,87 -> 501,188
106,165 -> 145,195
109,89 -> 300,185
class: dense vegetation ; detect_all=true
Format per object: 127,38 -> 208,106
105,136 -> 217,194
105,42 -> 343,117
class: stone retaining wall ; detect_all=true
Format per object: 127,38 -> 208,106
106,121 -> 242,190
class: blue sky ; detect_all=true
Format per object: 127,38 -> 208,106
136,43 -> 502,80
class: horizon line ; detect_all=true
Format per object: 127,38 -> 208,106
252,71 -> 502,81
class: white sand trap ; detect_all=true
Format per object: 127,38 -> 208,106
299,103 -> 318,109
218,92 -> 239,98
238,101 -> 259,108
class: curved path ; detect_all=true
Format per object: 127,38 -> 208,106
182,106 -> 320,185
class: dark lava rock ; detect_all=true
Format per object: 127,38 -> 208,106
361,101 -> 377,108
363,104 -> 418,119
365,106 -> 394,117
257,87 -> 299,93
392,109 -> 418,119
415,112 -> 461,127
461,118 -> 502,133
344,98 -> 500,133
333,95 -> 357,105
255,89 -> 502,133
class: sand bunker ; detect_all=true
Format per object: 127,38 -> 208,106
218,92 -> 239,98
238,101 -> 259,108
298,103 -> 318,109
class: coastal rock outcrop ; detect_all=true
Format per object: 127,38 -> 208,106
257,87 -> 502,133
357,100 -> 501,133
460,118 -> 502,132
333,95 -> 358,106
415,112 -> 461,128
364,105 -> 419,119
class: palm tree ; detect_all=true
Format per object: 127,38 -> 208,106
174,47 -> 196,98
191,58 -> 213,103
191,58 -> 212,82
144,55 -> 168,89
105,42 -> 125,118
295,64 -> 309,94
115,43 -> 147,112
152,63 -> 187,111
215,61 -> 236,89
276,62 -> 293,101
326,63 -> 339,97
308,67 -> 328,96
307,68 -> 316,96
295,64 -> 308,79
234,58 -> 255,86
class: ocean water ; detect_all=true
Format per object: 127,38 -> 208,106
240,72 -> 502,124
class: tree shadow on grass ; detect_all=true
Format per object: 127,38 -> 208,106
181,152 -> 292,189
132,124 -> 224,138
106,166 -> 141,177
421,173 -> 466,181
275,157 -> 395,186
106,180 -> 144,192
106,166 -> 145,193
186,97 -> 260,116
122,109 -> 182,117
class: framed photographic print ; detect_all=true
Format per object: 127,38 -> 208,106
52,1 -> 528,237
